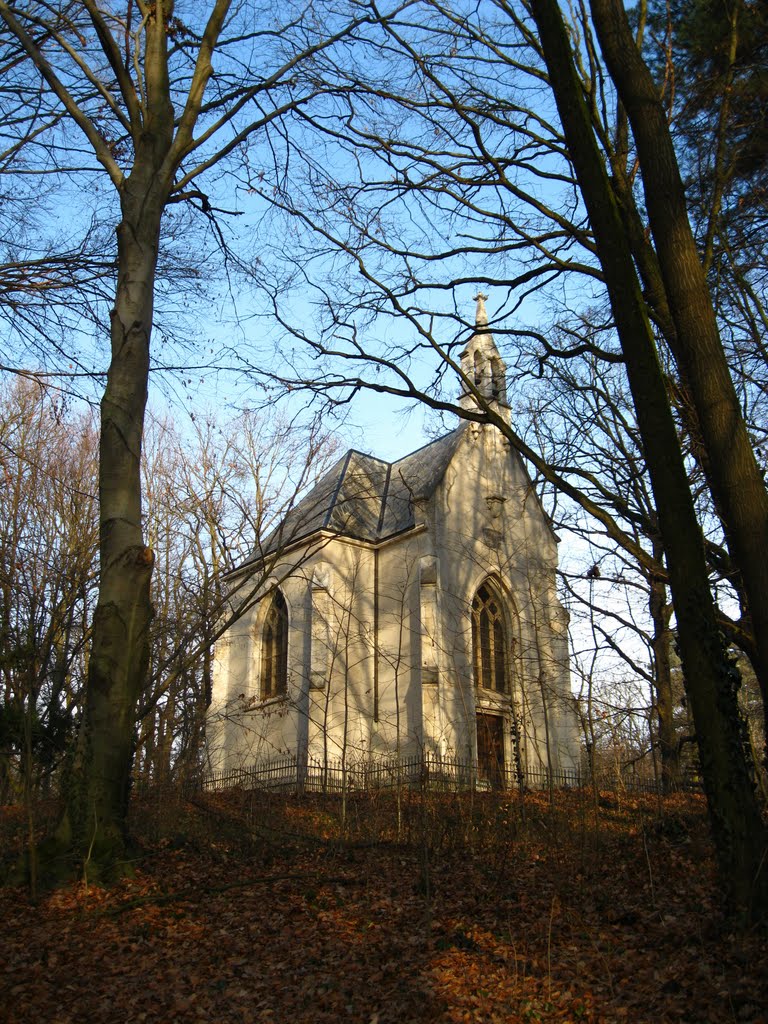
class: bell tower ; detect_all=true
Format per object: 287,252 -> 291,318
459,294 -> 510,419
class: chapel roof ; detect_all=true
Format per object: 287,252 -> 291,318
248,424 -> 467,561
237,297 -> 516,571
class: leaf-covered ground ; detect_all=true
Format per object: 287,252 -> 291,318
1,789 -> 766,1023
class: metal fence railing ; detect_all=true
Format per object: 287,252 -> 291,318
202,754 -> 701,797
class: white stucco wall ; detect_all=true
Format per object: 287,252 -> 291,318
207,421 -> 579,778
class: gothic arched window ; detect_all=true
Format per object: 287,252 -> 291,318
471,583 -> 509,693
490,357 -> 503,401
473,350 -> 483,386
261,589 -> 288,699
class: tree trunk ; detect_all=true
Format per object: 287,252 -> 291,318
648,546 -> 679,792
590,0 -> 768,759
54,173 -> 166,876
530,0 -> 767,921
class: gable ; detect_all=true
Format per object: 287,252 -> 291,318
435,423 -> 559,553
241,426 -> 467,565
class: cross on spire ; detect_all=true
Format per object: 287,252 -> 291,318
473,292 -> 489,327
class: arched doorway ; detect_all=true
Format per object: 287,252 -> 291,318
472,581 -> 511,787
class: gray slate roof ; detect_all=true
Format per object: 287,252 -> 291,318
249,425 -> 467,563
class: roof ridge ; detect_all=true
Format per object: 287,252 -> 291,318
325,449 -> 353,530
391,425 -> 464,467
344,448 -> 392,468
376,462 -> 393,537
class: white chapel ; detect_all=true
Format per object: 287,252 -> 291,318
206,298 -> 580,786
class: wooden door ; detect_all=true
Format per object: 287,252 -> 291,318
476,713 -> 505,789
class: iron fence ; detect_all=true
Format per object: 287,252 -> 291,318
202,754 -> 701,796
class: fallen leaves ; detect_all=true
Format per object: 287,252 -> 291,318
1,789 -> 766,1023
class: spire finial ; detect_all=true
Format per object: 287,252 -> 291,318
473,292 -> 489,327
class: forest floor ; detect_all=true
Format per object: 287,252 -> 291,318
1,787 -> 766,1024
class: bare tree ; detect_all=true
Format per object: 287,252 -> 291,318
0,378 -> 98,803
587,0 -> 768,750
0,0 -> 367,875
0,374 -> 340,814
136,407 -> 341,787
220,0 -> 768,914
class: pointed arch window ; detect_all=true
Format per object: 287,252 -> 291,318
471,583 -> 509,693
261,589 -> 288,699
473,350 -> 483,386
490,357 -> 504,401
